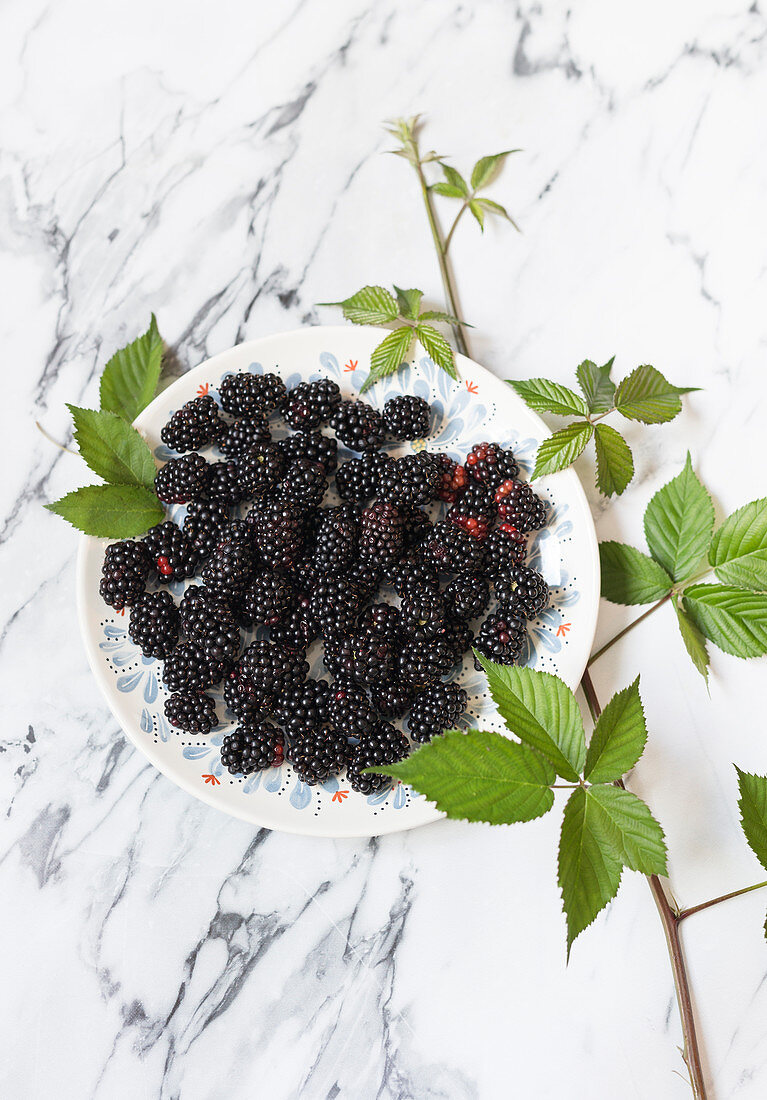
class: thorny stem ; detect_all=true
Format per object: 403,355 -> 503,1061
588,593 -> 674,666
678,880 -> 767,922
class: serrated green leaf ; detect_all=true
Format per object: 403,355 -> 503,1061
68,405 -> 156,488
374,728 -> 556,825
418,310 -> 470,325
594,424 -> 634,496
584,678 -> 647,783
393,286 -> 423,321
576,358 -> 616,414
431,182 -> 467,199
473,197 -> 519,230
586,786 -> 668,876
468,199 -> 485,230
709,499 -> 767,592
360,326 -> 415,393
614,365 -> 698,424
675,604 -> 710,682
737,768 -> 767,872
99,315 -> 163,424
46,484 -> 164,538
509,378 -> 588,417
441,163 -> 470,196
644,454 -> 714,582
683,584 -> 767,658
475,658 -> 585,781
415,324 -> 459,380
532,422 -> 594,479
320,285 -> 399,326
599,542 -> 673,605
470,150 -> 519,191
558,786 -> 623,958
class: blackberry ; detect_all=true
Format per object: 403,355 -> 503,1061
434,453 -> 468,503
224,641 -> 308,720
220,723 -> 285,775
154,453 -> 209,504
99,540 -> 151,610
160,395 -> 224,452
482,524 -> 527,576
436,616 -> 474,663
238,442 -> 285,501
142,521 -> 199,583
289,731 -> 349,785
370,680 -> 414,719
274,677 -> 330,740
270,595 -> 317,652
277,430 -> 338,475
494,479 -> 548,533
282,457 -> 328,511
382,553 -> 440,597
238,570 -> 293,627
165,690 -> 219,734
403,508 -> 434,549
444,574 -> 491,621
284,379 -> 341,431
201,531 -> 255,602
495,566 -> 550,619
407,682 -> 467,743
418,521 -> 483,575
309,576 -> 363,639
359,501 -> 405,566
288,553 -> 320,593
473,610 -> 527,668
378,453 -> 441,508
179,584 -> 238,639
344,559 -> 382,601
347,723 -> 409,794
322,635 -> 355,678
382,394 -> 431,439
465,442 -> 519,489
128,591 -> 180,658
311,504 -> 358,575
335,451 -> 392,503
448,484 -> 497,541
397,638 -> 454,688
349,635 -> 396,685
399,585 -> 446,641
163,638 -> 232,692
182,500 -> 231,560
219,371 -> 287,416
357,602 -> 402,643
329,399 -> 384,452
205,460 -> 245,505
327,680 -> 377,738
247,499 -> 305,570
218,414 -> 271,457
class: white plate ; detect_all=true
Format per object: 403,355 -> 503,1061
77,325 -> 599,837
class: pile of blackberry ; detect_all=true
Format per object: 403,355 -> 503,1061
98,372 -> 552,793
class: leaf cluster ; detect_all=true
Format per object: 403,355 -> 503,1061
429,151 -> 520,236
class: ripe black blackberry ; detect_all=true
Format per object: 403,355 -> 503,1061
378,453 -> 441,508
201,530 -> 255,602
357,602 -> 402,643
182,500 -> 231,560
494,479 -> 548,533
335,451 -> 392,503
160,395 -> 225,452
473,610 -> 527,668
347,723 -> 409,794
399,585 -> 446,641
238,570 -> 293,627
129,591 -> 180,658
464,442 -> 519,489
270,596 -> 318,652
205,460 -> 245,505
329,399 -> 384,452
344,559 -> 383,601
219,371 -> 287,416
447,484 -> 497,541
218,413 -> 271,458
481,524 -> 527,576
220,723 -> 285,775
417,521 -> 483,575
407,682 -> 467,743
274,677 -> 330,740
382,394 -> 431,439
311,504 -> 358,575
359,501 -> 405,566
495,566 -> 550,619
327,680 -> 377,738
277,430 -> 338,474
282,457 -> 328,511
370,680 -> 414,719
382,553 -> 440,597
309,576 -> 363,639
238,443 -> 285,501
322,635 -> 355,678
437,616 -> 475,663
99,540 -> 152,610
163,638 -> 232,692
443,574 -> 491,621
403,508 -> 434,549
396,638 -> 454,689
434,453 -> 468,503
142,521 -> 199,583
247,499 -> 305,570
154,452 -> 209,504
284,378 -> 341,430
289,732 -> 350,785
178,584 -> 238,639
349,635 -> 396,685
165,690 -> 219,734
224,640 -> 308,720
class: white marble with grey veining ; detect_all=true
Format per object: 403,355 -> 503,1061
2,1 -> 767,1097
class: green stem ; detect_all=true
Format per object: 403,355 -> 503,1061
443,203 -> 468,255
36,420 -> 77,457
678,879 -> 767,922
588,593 -> 674,666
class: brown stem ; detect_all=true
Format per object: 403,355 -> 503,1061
678,879 -> 767,922
587,593 -> 674,667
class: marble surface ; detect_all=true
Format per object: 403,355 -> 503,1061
2,1 -> 766,1096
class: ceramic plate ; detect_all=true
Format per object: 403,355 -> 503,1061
77,326 -> 599,837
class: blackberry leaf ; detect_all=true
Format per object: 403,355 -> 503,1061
682,584 -> 767,658
46,484 -> 164,537
594,424 -> 634,497
361,326 -> 415,393
644,454 -> 714,582
99,314 -> 163,424
575,357 -> 616,413
415,323 -> 459,380
599,542 -> 672,605
736,768 -> 767,871
532,422 -> 594,479
584,678 -> 647,783
708,499 -> 767,592
68,405 -> 156,488
614,365 -> 698,424
675,604 -> 710,683
320,285 -> 398,325
510,378 -> 588,417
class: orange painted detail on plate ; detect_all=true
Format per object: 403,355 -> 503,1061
332,789 -> 349,803
556,622 -> 571,637
202,774 -> 220,785
465,380 -> 478,394
197,382 -> 210,396
344,359 -> 358,372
